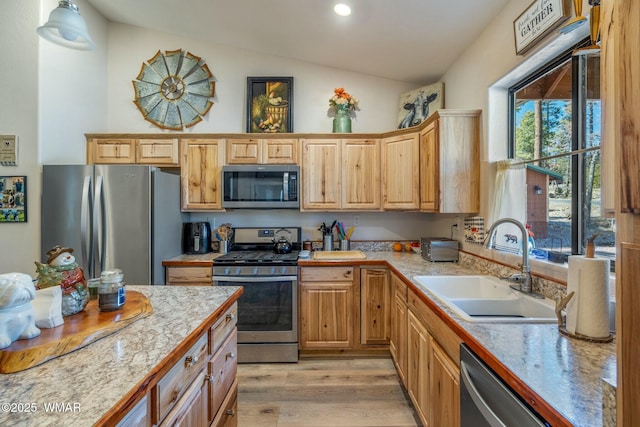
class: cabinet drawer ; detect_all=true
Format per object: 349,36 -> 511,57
166,267 -> 212,286
210,303 -> 237,356
209,330 -> 238,418
408,289 -> 461,364
117,393 -> 150,427
211,380 -> 238,427
155,332 -> 209,423
300,266 -> 354,282
392,274 -> 407,301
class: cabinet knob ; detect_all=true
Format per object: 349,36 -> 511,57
185,355 -> 198,366
225,409 -> 236,416
205,374 -> 214,383
226,351 -> 236,360
226,313 -> 235,321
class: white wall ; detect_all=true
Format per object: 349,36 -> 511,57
105,23 -> 416,134
0,1 -> 41,276
0,0 -> 108,276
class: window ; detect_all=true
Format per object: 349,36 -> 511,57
509,47 -> 615,266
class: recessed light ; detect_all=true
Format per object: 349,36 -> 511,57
334,3 -> 352,16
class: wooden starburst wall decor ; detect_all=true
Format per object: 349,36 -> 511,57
132,49 -> 215,130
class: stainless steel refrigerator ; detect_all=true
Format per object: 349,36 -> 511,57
41,165 -> 184,285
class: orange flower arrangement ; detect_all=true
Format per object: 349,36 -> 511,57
329,87 -> 359,111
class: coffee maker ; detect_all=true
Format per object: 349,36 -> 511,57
182,222 -> 212,254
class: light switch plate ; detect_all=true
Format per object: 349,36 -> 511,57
0,135 -> 18,166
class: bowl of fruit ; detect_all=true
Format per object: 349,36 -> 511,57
410,242 -> 421,254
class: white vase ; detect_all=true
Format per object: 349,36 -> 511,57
32,286 -> 64,328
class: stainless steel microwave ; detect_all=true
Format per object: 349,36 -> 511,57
222,164 -> 299,209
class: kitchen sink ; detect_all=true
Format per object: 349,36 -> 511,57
413,275 -> 557,323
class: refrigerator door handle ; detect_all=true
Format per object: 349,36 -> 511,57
94,175 -> 106,275
81,175 -> 93,278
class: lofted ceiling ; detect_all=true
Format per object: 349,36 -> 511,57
86,0 -> 510,84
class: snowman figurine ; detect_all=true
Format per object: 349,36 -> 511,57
35,246 -> 89,317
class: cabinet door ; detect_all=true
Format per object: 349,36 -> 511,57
89,139 -> 135,164
180,139 -> 225,211
438,110 -> 480,213
360,268 -> 390,345
390,276 -> 408,386
159,368 -> 208,427
263,139 -> 299,164
343,139 -> 381,210
226,139 -> 261,164
301,139 -> 341,210
299,282 -> 353,349
136,138 -> 179,165
382,134 -> 420,210
407,310 -> 430,426
420,121 -> 439,212
429,337 -> 460,427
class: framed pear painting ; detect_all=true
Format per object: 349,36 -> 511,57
246,77 -> 293,133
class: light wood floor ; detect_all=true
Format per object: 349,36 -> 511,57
237,357 -> 420,427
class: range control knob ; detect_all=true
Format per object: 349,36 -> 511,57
270,267 -> 276,275
224,268 -> 230,275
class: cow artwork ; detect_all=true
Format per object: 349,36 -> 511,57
396,82 -> 444,129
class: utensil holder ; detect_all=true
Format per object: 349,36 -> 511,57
323,235 -> 333,251
339,239 -> 350,251
219,240 -> 229,254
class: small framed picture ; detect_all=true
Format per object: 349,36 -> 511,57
246,77 -> 293,133
0,176 -> 27,222
396,82 -> 444,129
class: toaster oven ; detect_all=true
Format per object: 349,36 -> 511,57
420,237 -> 459,262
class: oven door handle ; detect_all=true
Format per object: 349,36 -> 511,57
213,275 -> 298,283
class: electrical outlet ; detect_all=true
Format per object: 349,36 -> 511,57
353,215 -> 360,226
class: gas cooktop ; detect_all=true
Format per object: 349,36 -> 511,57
214,250 -> 300,264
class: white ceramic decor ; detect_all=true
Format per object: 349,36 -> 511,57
0,272 -> 41,349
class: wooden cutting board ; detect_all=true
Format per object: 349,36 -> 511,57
0,290 -> 152,374
312,250 -> 367,260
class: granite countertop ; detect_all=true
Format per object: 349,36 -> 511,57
0,285 -> 242,427
319,252 -> 616,427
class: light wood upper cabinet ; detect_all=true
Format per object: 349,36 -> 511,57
87,138 -> 179,166
382,133 -> 420,210
301,139 -> 341,210
180,139 -> 225,211
423,110 -> 480,213
137,139 -> 179,165
343,139 -> 381,210
88,139 -> 135,164
226,138 -> 298,164
302,138 -> 381,211
420,121 -> 439,211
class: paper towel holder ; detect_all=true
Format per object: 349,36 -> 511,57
556,291 -> 613,343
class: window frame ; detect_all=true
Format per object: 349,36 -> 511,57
508,40 -> 600,257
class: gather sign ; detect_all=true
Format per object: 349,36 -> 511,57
513,0 -> 571,55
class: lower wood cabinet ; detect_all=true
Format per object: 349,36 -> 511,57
360,267 -> 390,345
393,280 -> 462,427
390,273 -> 408,385
299,267 -> 355,349
116,303 -> 238,427
166,266 -> 213,286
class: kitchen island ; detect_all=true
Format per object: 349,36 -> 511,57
0,284 -> 242,427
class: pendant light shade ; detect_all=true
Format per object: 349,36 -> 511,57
37,0 -> 95,51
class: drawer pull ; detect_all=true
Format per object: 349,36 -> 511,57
225,409 -> 235,416
205,374 -> 214,383
185,355 -> 199,366
226,313 -> 235,322
226,351 -> 235,360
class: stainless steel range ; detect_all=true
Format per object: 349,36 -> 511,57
212,227 -> 300,363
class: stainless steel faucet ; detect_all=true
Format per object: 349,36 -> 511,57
483,218 -> 543,298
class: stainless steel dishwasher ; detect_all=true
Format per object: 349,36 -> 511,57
460,344 -> 550,427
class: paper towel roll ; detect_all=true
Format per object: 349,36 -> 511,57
566,256 -> 610,338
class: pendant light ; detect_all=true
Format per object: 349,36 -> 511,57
559,0 -> 588,34
573,0 -> 601,55
37,0 -> 95,51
